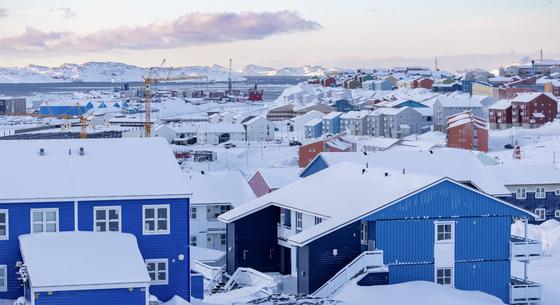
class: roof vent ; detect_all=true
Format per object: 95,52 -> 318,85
384,172 -> 389,177
201,170 -> 205,175
39,148 -> 45,156
363,151 -> 367,156
68,149 -> 72,155
362,169 -> 366,175
402,168 -> 406,175
429,150 -> 434,154
79,147 -> 85,156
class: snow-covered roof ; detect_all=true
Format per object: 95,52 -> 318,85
19,232 -> 149,289
0,138 -> 189,201
436,96 -> 483,108
190,246 -> 225,265
488,164 -> 560,185
255,167 -> 301,190
326,138 -> 353,150
511,92 -> 557,103
186,171 -> 255,207
340,111 -> 369,120
305,118 -> 323,127
358,137 -> 400,150
309,149 -> 509,195
323,111 -> 342,120
200,123 -> 246,133
489,100 -> 512,110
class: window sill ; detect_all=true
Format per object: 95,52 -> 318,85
143,231 -> 170,235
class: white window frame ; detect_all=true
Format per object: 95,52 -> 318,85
535,208 -> 546,221
143,205 -> 170,235
295,212 -> 303,230
435,267 -> 453,286
360,222 -> 368,245
30,208 -> 59,233
0,210 -> 8,240
435,221 -> 454,243
555,189 -> 560,196
93,206 -> 121,232
0,265 -> 6,292
145,259 -> 168,285
535,187 -> 546,199
190,207 -> 197,220
515,188 -> 527,200
555,210 -> 560,218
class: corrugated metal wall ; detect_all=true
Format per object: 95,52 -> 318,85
455,216 -> 510,261
456,260 -> 510,303
389,264 -> 434,284
299,155 -> 328,177
376,219 -> 434,264
34,287 -> 146,305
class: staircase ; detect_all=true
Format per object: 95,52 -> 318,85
223,267 -> 278,296
191,260 -> 225,294
312,250 -> 385,298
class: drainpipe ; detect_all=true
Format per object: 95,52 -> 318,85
74,200 -> 78,231
524,218 -> 528,282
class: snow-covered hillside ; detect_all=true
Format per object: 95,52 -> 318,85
0,62 -> 246,83
241,64 -> 341,77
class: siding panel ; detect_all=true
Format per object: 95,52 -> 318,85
35,287 -> 146,305
455,260 -> 510,304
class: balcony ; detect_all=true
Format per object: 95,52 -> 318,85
510,277 -> 541,304
277,223 -> 294,240
510,235 -> 542,261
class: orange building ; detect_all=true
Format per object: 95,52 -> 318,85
446,111 -> 489,152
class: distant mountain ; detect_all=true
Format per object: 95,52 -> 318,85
0,62 -> 246,84
241,64 -> 341,77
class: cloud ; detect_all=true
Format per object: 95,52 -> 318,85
50,7 -> 76,19
0,7 -> 8,18
0,11 -> 320,54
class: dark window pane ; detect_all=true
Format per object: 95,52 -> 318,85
109,221 -> 119,231
145,208 -> 155,218
157,208 -> 167,219
157,220 -> 167,231
96,210 -> 106,220
109,210 -> 119,220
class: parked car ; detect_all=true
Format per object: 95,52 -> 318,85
274,139 -> 283,144
504,144 -> 514,149
289,140 -> 302,146
224,143 -> 236,149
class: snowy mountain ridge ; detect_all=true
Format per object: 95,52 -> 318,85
0,62 -> 341,83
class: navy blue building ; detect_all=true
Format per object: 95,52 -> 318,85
220,162 -> 542,304
0,138 -> 199,304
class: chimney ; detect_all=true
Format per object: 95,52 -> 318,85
68,149 -> 72,155
79,147 -> 85,156
402,168 -> 406,175
39,148 -> 45,156
531,60 -> 536,77
362,169 -> 366,175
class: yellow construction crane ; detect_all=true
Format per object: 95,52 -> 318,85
142,60 -> 208,137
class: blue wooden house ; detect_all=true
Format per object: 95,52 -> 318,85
304,119 -> 323,139
321,112 -> 342,135
39,101 -> 94,116
220,163 -> 541,304
332,100 -> 358,113
489,164 -> 560,222
0,138 -> 198,304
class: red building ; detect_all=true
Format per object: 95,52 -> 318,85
447,111 -> 489,152
511,93 -> 558,128
298,134 -> 356,167
411,77 -> 434,89
488,100 -> 512,129
320,76 -> 336,87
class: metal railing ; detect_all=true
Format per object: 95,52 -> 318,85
510,276 -> 541,304
277,223 -> 294,240
191,260 -> 224,293
312,250 -> 384,298
223,267 -> 278,294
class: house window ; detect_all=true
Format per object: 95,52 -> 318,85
296,212 -> 303,230
555,210 -> 560,218
146,259 -> 168,285
435,222 -> 453,242
281,208 -> 291,228
360,222 -> 368,245
190,207 -> 197,219
436,267 -> 453,286
555,189 -> 560,196
220,234 -> 226,246
0,210 -> 8,240
94,206 -> 121,232
30,209 -> 58,233
535,208 -> 546,221
515,188 -> 527,199
535,187 -> 546,199
0,265 -> 6,292
314,217 -> 322,225
143,205 -> 170,235
190,236 -> 197,246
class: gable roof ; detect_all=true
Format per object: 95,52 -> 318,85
186,171 -> 256,207
487,164 -> 560,186
19,232 -> 149,290
511,92 -> 557,103
301,148 -> 509,195
253,167 -> 301,190
0,138 -> 189,202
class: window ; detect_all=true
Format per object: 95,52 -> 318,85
0,265 -> 6,292
360,222 -> 368,245
555,189 -> 560,196
190,207 -> 197,219
535,208 -> 546,221
190,236 -> 197,246
31,209 -> 58,233
515,188 -> 527,200
220,234 -> 226,246
435,222 -> 453,242
0,210 -> 8,240
555,210 -> 560,218
436,268 -> 453,286
143,205 -> 170,235
535,187 -> 546,199
296,212 -> 303,230
281,208 -> 291,228
314,217 -> 322,225
94,206 -> 121,232
146,259 -> 168,285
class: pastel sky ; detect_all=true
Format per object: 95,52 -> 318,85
0,0 -> 559,70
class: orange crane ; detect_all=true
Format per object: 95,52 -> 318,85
142,60 -> 208,137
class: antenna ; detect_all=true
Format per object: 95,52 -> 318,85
435,57 -> 438,71
228,58 -> 233,95
540,49 -> 543,61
